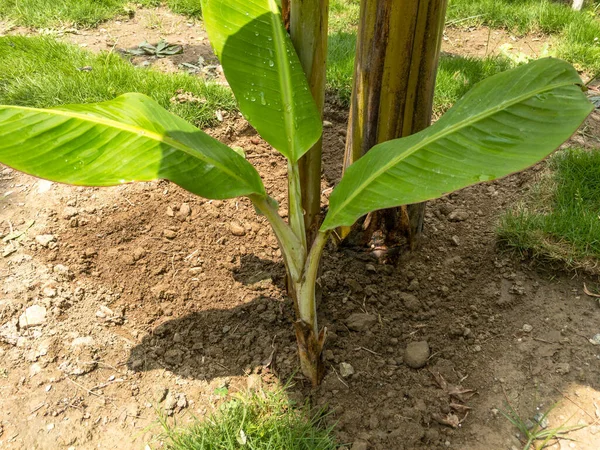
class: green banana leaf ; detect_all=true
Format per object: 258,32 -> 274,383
202,0 -> 322,163
321,58 -> 593,231
0,93 -> 265,199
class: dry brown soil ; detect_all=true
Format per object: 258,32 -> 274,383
1,8 -> 600,450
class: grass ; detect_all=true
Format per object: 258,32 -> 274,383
0,0 -> 201,28
166,0 -> 202,18
447,0 -> 600,73
0,36 -> 234,128
0,0 -> 142,28
501,400 -> 584,450
498,149 -> 600,273
159,386 -> 338,450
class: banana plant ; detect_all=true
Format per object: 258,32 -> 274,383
0,0 -> 592,385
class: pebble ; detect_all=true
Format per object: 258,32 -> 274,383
62,207 -> 78,219
163,392 -> 177,412
154,386 -> 168,403
339,362 -> 355,378
229,222 -> 246,236
448,210 -> 469,222
400,292 -> 421,312
351,442 -> 368,450
163,229 -> 177,239
35,234 -> 56,248
177,203 -> 191,220
176,393 -> 188,409
522,324 -> 533,333
83,248 -> 97,258
404,341 -> 430,369
19,305 -> 47,329
555,362 -> 570,375
71,336 -> 94,348
132,247 -> 146,261
43,287 -> 57,298
323,120 -> 333,128
346,313 -> 377,332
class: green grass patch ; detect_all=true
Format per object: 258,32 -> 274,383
329,0 -> 360,33
0,36 -> 234,128
166,0 -> 202,18
160,386 -> 338,450
447,0 -> 600,73
498,149 -> 600,273
0,1 -> 201,28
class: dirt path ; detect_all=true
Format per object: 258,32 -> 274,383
1,8 -> 600,450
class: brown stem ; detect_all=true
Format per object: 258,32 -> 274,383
294,320 -> 326,387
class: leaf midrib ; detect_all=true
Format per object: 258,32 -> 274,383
1,104 -> 262,194
323,79 -> 580,230
267,0 -> 296,162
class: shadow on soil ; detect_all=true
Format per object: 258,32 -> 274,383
126,294 -> 299,380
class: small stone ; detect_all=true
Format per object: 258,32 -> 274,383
164,392 -> 177,413
522,324 -> 533,333
451,235 -> 460,246
71,336 -> 94,348
176,393 -> 188,409
46,423 -> 55,431
163,229 -> 177,239
339,362 -> 355,378
177,203 -> 191,220
43,287 -> 57,298
35,234 -> 56,248
29,363 -> 42,377
83,248 -> 97,258
132,247 -> 146,261
62,207 -> 78,219
404,341 -> 430,369
346,313 -> 377,332
19,305 -> 47,329
154,386 -> 168,403
351,442 -> 368,450
448,210 -> 469,222
555,363 -> 570,375
400,292 -> 421,312
229,222 -> 246,236
3,245 -> 17,257
323,120 -> 333,128
173,332 -> 183,343
590,334 -> 600,345
166,206 -> 175,217
53,265 -> 72,280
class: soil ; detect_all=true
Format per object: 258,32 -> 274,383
1,7 -> 600,450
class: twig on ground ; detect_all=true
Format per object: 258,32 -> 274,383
583,283 -> 600,298
355,346 -> 380,356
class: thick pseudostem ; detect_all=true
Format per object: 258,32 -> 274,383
342,0 -> 447,255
